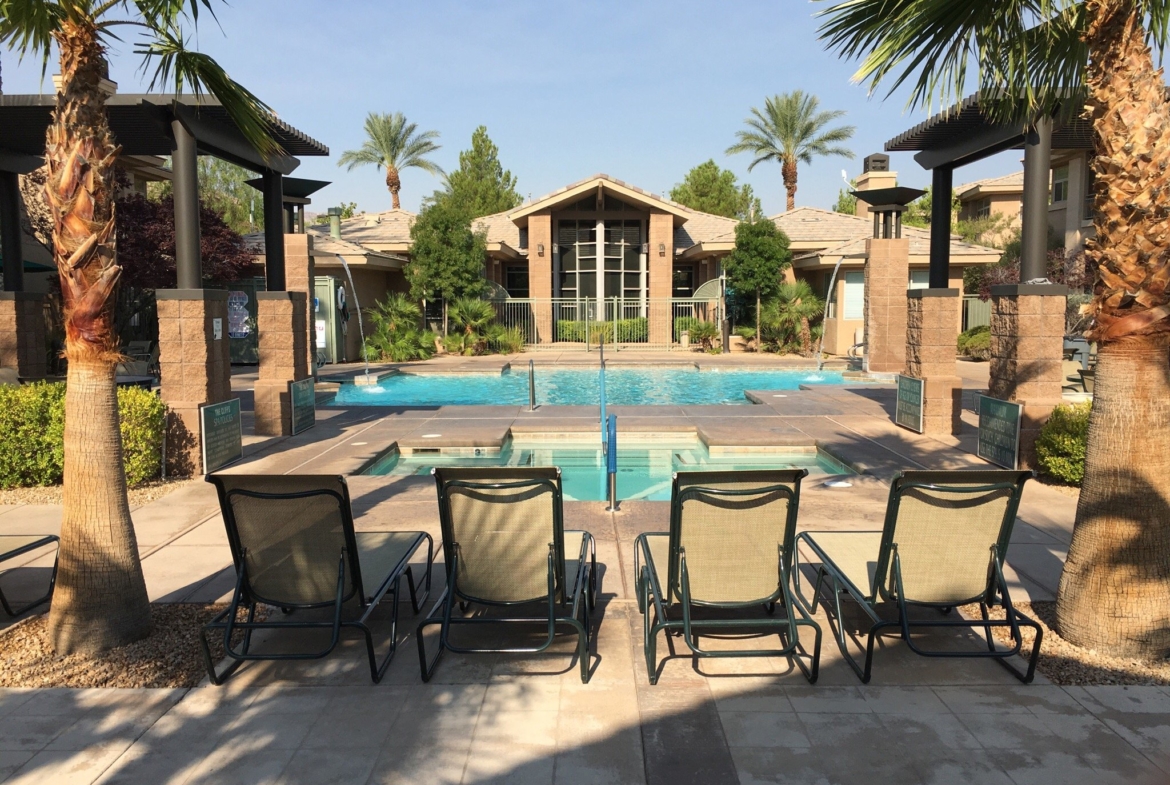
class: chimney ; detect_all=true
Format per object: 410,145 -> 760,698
327,207 -> 342,240
854,154 -> 897,220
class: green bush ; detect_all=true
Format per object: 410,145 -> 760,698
556,319 -> 647,344
0,382 -> 166,489
673,316 -> 701,342
1036,401 -> 1091,485
688,320 -> 719,351
957,324 -> 991,360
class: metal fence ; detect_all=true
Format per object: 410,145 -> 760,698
962,296 -> 992,332
489,297 -> 722,351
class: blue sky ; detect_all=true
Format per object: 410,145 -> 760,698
3,0 -> 1025,216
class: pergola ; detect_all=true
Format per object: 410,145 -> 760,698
885,95 -> 1093,286
0,92 -> 329,292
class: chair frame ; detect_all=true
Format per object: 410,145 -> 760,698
201,479 -> 433,685
793,470 -> 1043,684
0,535 -> 60,616
417,468 -> 597,683
634,470 -> 821,684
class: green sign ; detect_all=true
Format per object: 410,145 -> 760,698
978,395 -> 1022,469
200,398 -> 242,474
895,375 -> 925,433
290,378 -> 316,435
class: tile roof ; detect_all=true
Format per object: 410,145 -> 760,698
473,211 -> 521,247
511,173 -> 694,218
955,171 -> 1024,199
767,206 -> 1000,259
243,231 -> 396,258
304,209 -> 416,246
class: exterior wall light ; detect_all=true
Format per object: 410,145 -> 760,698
658,243 -> 666,256
537,243 -> 545,256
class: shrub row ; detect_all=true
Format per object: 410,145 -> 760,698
556,318 -> 648,343
1036,401 -> 1090,485
957,324 -> 991,360
0,382 -> 166,489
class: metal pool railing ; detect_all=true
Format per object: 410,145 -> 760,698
605,414 -> 618,511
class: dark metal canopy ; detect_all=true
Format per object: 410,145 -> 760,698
851,186 -> 925,208
245,176 -> 330,203
0,93 -> 329,175
884,93 -> 1091,171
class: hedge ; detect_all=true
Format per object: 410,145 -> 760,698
0,382 -> 166,489
556,318 -> 648,343
957,324 -> 991,360
1036,401 -> 1091,485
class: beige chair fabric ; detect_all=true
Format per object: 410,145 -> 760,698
798,531 -> 882,597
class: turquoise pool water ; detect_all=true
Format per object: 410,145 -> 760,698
332,367 -> 847,407
363,442 -> 853,502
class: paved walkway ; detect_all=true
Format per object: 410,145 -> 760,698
0,362 -> 1159,784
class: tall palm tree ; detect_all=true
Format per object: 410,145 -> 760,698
0,1 -> 279,654
338,112 -> 443,210
818,0 -> 1170,660
726,91 -> 855,211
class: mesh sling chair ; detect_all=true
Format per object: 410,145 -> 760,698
418,467 -> 597,683
202,474 -> 433,685
0,535 -> 60,616
634,469 -> 822,685
793,470 -> 1043,684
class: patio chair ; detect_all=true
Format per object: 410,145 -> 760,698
793,470 -> 1042,684
634,469 -> 822,684
202,474 -> 433,685
0,535 -> 60,615
418,467 -> 597,683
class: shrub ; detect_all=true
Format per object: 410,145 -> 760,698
673,316 -> 701,342
556,319 -> 646,344
486,324 -> 525,354
364,294 -> 435,362
688,320 -> 719,351
0,382 -> 165,489
957,325 -> 991,360
1036,401 -> 1091,485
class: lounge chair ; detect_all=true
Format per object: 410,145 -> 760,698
418,467 -> 597,683
0,535 -> 60,615
202,474 -> 433,685
634,469 -> 821,684
794,470 -> 1042,684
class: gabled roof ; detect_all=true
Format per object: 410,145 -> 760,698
955,172 -> 1024,200
244,231 -> 403,266
305,209 -> 416,249
507,174 -> 693,225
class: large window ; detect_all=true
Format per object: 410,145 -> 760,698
909,270 -> 930,290
975,198 -> 991,220
556,218 -> 643,300
1052,164 -> 1070,203
842,271 -> 865,320
505,266 -> 529,298
1083,163 -> 1096,222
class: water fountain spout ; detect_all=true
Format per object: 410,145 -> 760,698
335,255 -> 370,380
815,257 -> 846,372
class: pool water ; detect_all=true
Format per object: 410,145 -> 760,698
363,442 -> 853,502
332,367 -> 847,407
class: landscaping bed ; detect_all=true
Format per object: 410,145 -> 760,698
960,601 -> 1170,686
0,477 -> 196,508
0,603 -> 257,689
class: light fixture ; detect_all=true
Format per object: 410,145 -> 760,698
658,243 -> 666,257
537,243 -> 545,256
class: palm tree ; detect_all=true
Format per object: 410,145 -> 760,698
726,91 -> 855,211
763,281 -> 824,356
0,1 -> 278,654
818,0 -> 1170,660
338,112 -> 443,210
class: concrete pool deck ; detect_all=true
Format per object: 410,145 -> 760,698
0,359 -> 1160,784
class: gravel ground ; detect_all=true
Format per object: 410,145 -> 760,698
0,477 -> 196,508
0,604 -> 259,689
960,601 -> 1170,686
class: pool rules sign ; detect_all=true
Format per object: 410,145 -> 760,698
895,375 -> 925,433
977,395 -> 1022,470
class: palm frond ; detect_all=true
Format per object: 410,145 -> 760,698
137,25 -> 283,160
0,0 -> 66,75
340,111 -> 444,176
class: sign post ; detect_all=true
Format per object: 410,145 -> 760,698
290,377 -> 316,436
977,395 -> 1022,469
199,398 -> 242,474
895,374 -> 925,434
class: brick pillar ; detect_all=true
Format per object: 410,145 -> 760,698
254,291 -> 309,435
906,289 -> 963,434
864,237 -> 910,373
284,234 -> 316,374
157,290 -> 231,476
528,214 -> 553,344
989,284 -> 1068,468
648,211 -> 673,346
0,292 -> 47,379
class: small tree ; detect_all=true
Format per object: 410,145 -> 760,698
440,126 -> 522,218
833,178 -> 857,214
670,160 -> 762,220
150,158 -> 262,235
724,219 -> 792,343
407,198 -> 487,329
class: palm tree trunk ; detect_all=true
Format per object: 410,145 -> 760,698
755,290 -> 762,345
44,18 -> 152,653
782,158 -> 798,211
386,166 -> 402,210
799,316 -> 812,356
1056,0 -> 1170,659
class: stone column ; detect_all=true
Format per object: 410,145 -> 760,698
906,289 -> 963,434
989,284 -> 1067,467
528,214 -> 553,344
253,291 -> 309,435
864,237 -> 910,373
157,290 -> 231,475
284,233 -> 316,374
0,292 -> 47,379
648,212 -> 673,346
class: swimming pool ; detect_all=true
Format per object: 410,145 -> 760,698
331,366 -> 847,407
363,441 -> 853,502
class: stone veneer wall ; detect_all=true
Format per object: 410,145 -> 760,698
864,238 -> 910,373
254,291 -> 310,436
906,290 -> 963,434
